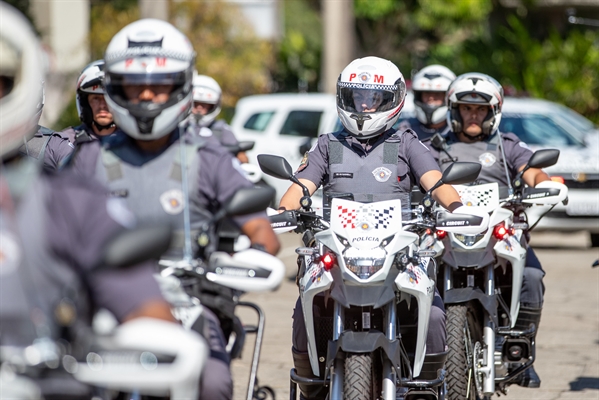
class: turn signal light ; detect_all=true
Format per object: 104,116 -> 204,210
550,176 -> 565,184
322,253 -> 336,271
436,230 -> 447,240
493,223 -> 513,240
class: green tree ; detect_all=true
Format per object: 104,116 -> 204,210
353,0 -> 492,76
171,1 -> 273,109
272,0 -> 322,92
57,0 -> 273,126
460,15 -> 599,123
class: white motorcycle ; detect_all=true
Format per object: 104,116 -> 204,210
437,149 -> 568,399
156,186 -> 286,400
72,186 -> 284,400
259,154 -> 488,400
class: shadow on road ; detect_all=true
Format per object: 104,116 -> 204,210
569,376 -> 599,391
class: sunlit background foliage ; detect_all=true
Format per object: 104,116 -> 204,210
48,0 -> 599,127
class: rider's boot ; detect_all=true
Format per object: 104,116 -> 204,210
292,347 -> 327,400
514,306 -> 542,388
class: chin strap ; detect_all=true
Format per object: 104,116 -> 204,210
92,120 -> 116,132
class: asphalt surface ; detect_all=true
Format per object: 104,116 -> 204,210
231,231 -> 599,400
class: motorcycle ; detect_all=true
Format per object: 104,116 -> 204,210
155,185 -> 285,400
258,154 -> 488,400
1,187 -> 284,400
0,225 -> 206,400
437,149 -> 568,399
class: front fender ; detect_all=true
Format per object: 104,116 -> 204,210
444,287 -> 498,327
395,265 -> 435,377
299,260 -> 333,376
494,236 -> 526,326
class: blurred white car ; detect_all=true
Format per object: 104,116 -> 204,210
499,98 -> 599,246
230,93 -> 337,203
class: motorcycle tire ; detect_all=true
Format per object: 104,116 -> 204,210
343,353 -> 373,400
446,304 -> 489,400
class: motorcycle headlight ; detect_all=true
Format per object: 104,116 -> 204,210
344,257 -> 385,279
454,233 -> 486,246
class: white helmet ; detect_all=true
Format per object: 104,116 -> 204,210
75,60 -> 113,129
412,64 -> 456,125
191,73 -> 222,125
103,19 -> 195,141
0,2 -> 45,159
336,56 -> 406,139
446,73 -> 504,137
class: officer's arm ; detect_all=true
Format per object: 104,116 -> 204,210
241,217 -> 281,255
520,165 -> 550,187
420,170 -> 463,212
122,299 -> 177,323
279,179 -> 318,211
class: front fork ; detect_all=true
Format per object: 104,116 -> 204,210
481,264 -> 496,396
329,302 -> 398,400
329,301 -> 345,400
382,302 -> 397,400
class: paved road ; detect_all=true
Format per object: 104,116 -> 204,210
231,231 -> 599,400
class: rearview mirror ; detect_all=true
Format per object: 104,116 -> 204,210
441,162 -> 482,185
224,186 -> 275,217
101,224 -> 173,269
526,149 -> 560,170
258,154 -> 295,180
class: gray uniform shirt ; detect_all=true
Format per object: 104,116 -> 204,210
427,130 -> 533,186
0,165 -> 163,346
297,128 -> 441,193
184,119 -> 239,148
397,118 -> 450,141
69,130 -> 262,229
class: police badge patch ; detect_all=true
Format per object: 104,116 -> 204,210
372,167 -> 392,182
160,189 -> 185,215
478,152 -> 497,167
296,152 -> 309,173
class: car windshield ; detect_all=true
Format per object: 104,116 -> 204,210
551,104 -> 596,141
500,114 -> 585,147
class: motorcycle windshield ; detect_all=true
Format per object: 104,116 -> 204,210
330,198 -> 402,250
453,182 -> 500,213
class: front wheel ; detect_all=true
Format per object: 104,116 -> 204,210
446,305 -> 488,400
344,353 -> 373,400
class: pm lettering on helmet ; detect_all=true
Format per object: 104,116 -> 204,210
374,75 -> 384,84
349,73 -> 357,81
156,57 -> 166,67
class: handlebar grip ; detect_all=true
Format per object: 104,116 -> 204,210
268,210 -> 297,229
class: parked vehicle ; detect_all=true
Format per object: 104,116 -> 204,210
499,98 -> 599,246
437,149 -> 568,399
259,154 -> 487,400
230,93 -> 338,203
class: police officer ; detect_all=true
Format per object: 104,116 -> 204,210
185,72 -> 249,163
42,60 -> 119,170
0,4 -> 201,398
398,64 -> 456,141
427,72 -> 551,388
16,80 -> 58,162
278,56 -> 480,400
67,19 -> 280,400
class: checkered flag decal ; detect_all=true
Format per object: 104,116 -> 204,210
337,206 -> 357,229
369,207 -> 395,229
453,183 -> 499,213
336,205 -> 397,229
